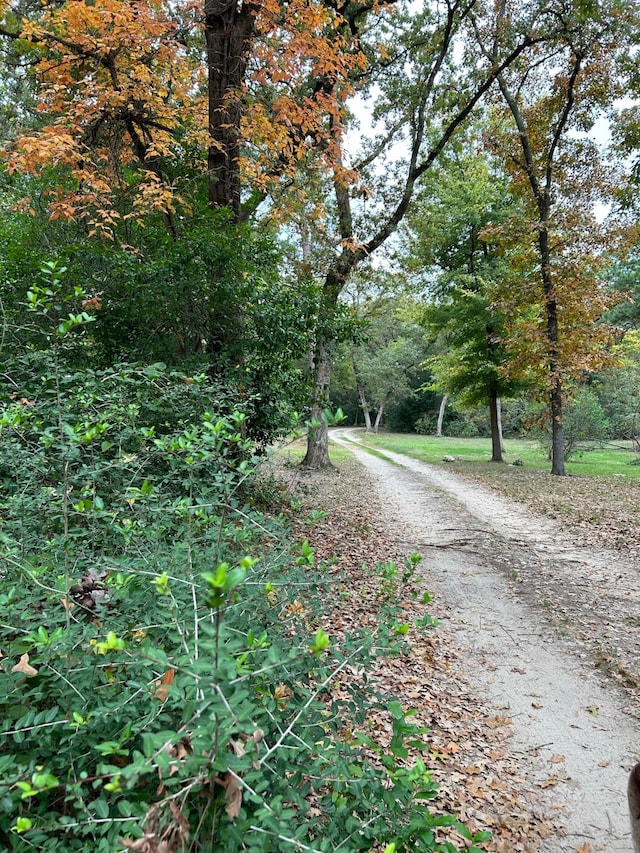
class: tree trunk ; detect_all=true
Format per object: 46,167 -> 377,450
497,396 -> 504,452
550,378 -> 566,476
538,218 -> 566,476
359,386 -> 373,432
301,342 -> 333,468
495,65 -> 578,477
436,394 -> 448,436
351,348 -> 372,431
488,385 -> 503,462
204,0 -> 257,219
373,401 -> 386,433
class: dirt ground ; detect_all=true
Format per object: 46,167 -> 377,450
275,429 -> 640,853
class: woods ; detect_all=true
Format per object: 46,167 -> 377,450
2,0 -> 640,849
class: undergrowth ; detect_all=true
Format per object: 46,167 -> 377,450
0,263 -> 490,852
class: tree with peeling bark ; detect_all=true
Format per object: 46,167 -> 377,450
480,0 -> 635,475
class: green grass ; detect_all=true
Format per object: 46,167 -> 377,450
272,437 -> 354,466
349,431 -> 640,480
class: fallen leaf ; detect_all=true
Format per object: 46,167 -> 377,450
229,738 -> 245,758
153,668 -> 175,702
12,653 -> 38,677
168,801 -> 189,837
214,772 -> 243,819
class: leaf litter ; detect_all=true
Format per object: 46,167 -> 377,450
275,451 -> 561,852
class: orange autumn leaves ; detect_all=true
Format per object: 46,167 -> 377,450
6,0 -> 203,234
3,0 -> 375,235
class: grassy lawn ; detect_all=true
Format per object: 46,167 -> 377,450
276,430 -> 640,550
349,431 -> 640,480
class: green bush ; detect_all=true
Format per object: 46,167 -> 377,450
563,387 -> 612,456
0,265 -> 490,853
531,387 -> 613,459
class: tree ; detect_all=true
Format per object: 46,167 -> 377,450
594,329 -> 640,441
2,0 -> 625,472
297,0 -> 557,467
483,0 -> 635,474
0,0 -> 376,446
1,0 -> 203,237
0,0 -> 378,228
402,149 -> 521,461
603,251 -> 640,331
349,303 -> 427,433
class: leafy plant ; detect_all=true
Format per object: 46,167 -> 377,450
0,265 -> 490,852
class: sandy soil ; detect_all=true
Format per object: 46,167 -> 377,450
329,428 -> 640,852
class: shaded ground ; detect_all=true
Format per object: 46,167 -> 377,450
418,453 -> 640,699
458,460 -> 640,557
273,430 -> 640,853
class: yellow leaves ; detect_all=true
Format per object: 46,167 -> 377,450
2,0 -> 202,230
6,0 -> 376,227
130,173 -> 183,217
8,128 -> 79,175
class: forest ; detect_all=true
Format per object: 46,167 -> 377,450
1,0 -> 640,850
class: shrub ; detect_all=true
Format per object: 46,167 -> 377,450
0,264 -> 490,852
562,387 -> 612,457
531,387 -> 612,459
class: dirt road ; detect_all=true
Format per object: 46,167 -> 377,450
330,429 -> 640,853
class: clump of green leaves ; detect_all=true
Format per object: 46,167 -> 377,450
0,264 -> 490,852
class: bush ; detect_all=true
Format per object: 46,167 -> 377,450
562,387 -> 612,456
0,265 -> 490,852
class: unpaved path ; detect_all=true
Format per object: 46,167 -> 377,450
331,429 -> 640,853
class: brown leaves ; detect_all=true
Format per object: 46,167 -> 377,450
5,0 -> 373,230
12,653 -> 38,677
120,801 -> 189,853
211,730 -> 264,819
153,668 -> 175,703
276,452 -> 562,851
213,772 -> 243,820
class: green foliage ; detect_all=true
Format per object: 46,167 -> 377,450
561,387 -> 613,458
603,251 -> 640,331
528,386 -> 613,459
0,204 -> 316,447
415,403 -> 490,438
330,296 -> 434,433
402,148 -> 523,412
356,430 -> 640,478
0,266 -> 489,852
594,330 -> 640,439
